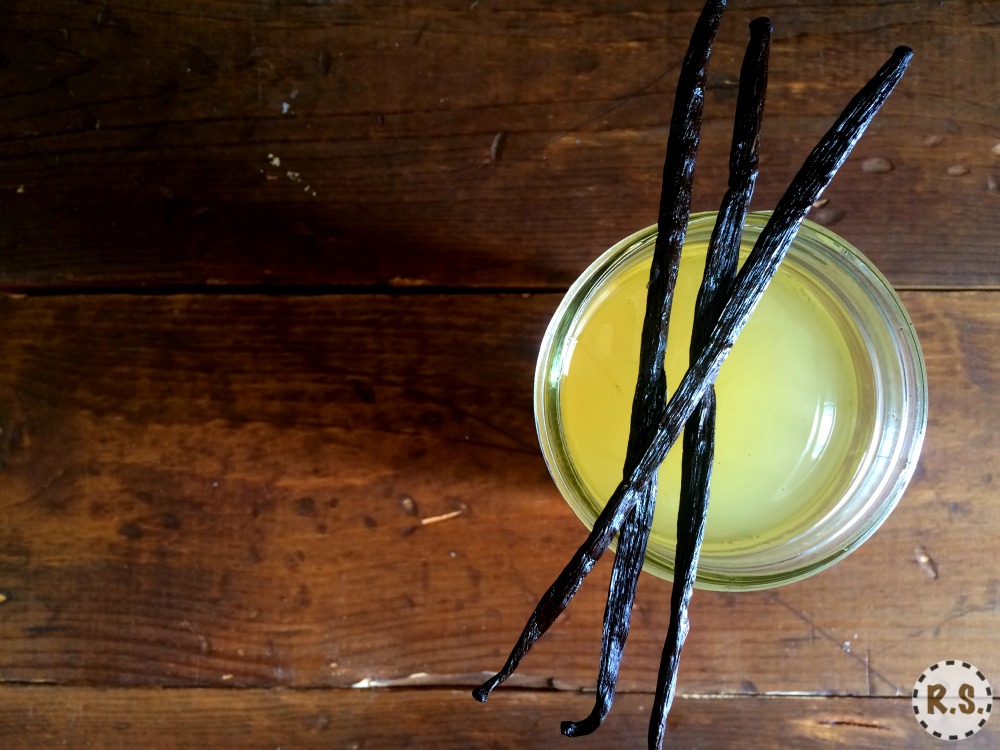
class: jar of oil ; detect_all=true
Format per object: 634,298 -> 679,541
534,212 -> 927,590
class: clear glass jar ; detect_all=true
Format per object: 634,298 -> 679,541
534,212 -> 928,591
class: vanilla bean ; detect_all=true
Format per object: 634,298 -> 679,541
649,17 -> 771,750
560,0 -> 726,737
557,483 -> 654,736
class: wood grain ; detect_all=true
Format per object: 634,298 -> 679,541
0,292 -> 997,697
1,687 -> 995,749
2,2 -> 997,746
1,1 -> 998,291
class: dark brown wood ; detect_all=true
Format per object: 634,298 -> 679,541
0,1 -> 998,291
2,2 -> 998,745
0,292 -> 997,698
0,687 -> 994,749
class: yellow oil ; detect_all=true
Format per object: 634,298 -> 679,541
558,242 -> 876,556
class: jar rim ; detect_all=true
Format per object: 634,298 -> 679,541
534,211 -> 928,591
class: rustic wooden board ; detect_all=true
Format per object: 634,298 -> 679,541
3,2 -> 996,746
1,687 -> 995,749
1,1 -> 998,290
0,291 -> 997,697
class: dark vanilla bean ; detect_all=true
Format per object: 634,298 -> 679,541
649,17 -> 772,750
560,0 -> 726,737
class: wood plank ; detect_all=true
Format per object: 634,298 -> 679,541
1,1 -> 998,290
1,687 -> 994,749
0,292 -> 998,696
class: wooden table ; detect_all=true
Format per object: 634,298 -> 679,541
1,1 -> 998,747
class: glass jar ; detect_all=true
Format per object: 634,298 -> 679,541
534,212 -> 927,591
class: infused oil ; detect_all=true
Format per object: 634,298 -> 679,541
558,239 -> 878,558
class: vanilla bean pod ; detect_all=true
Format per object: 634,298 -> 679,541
649,17 -> 771,750
559,1 -> 726,737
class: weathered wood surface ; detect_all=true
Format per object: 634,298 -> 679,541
0,293 -> 997,700
2,0 -> 999,746
1,688 -> 996,749
1,1 -> 998,291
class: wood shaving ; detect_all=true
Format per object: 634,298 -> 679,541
421,508 -> 464,526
